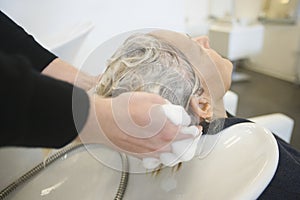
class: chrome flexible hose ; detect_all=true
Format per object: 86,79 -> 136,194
0,144 -> 129,200
114,153 -> 129,200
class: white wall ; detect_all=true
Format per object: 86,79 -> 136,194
249,23 -> 300,82
248,3 -> 300,83
209,0 -> 234,18
185,0 -> 300,83
1,0 -> 185,69
185,0 -> 262,35
185,0 -> 209,35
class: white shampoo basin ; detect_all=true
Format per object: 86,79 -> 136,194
3,123 -> 278,200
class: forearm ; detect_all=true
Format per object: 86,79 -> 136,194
42,58 -> 99,91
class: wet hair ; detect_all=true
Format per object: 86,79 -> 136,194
95,33 -> 203,125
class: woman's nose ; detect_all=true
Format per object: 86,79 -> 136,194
193,36 -> 210,49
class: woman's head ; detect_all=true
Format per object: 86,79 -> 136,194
95,33 -> 202,124
95,30 -> 233,124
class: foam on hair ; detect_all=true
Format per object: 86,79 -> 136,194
95,33 -> 202,124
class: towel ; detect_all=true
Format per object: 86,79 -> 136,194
142,103 -> 202,169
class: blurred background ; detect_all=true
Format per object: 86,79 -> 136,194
1,0 -> 299,150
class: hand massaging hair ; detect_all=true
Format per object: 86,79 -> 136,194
95,33 -> 203,125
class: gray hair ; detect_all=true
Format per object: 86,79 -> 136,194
95,33 -> 202,124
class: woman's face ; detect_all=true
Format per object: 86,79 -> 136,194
150,30 -> 233,100
193,36 -> 233,92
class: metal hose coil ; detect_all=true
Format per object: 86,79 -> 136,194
0,144 -> 129,200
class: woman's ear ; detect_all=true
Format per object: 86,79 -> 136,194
190,96 -> 213,122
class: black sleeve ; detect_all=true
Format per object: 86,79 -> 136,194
0,11 -> 90,148
0,52 -> 89,148
0,10 -> 56,71
258,135 -> 300,199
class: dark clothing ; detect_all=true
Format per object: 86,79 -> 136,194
259,135 -> 300,200
0,11 -> 89,148
0,11 -> 56,70
213,117 -> 300,199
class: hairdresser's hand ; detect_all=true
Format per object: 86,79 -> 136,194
78,92 -> 194,158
